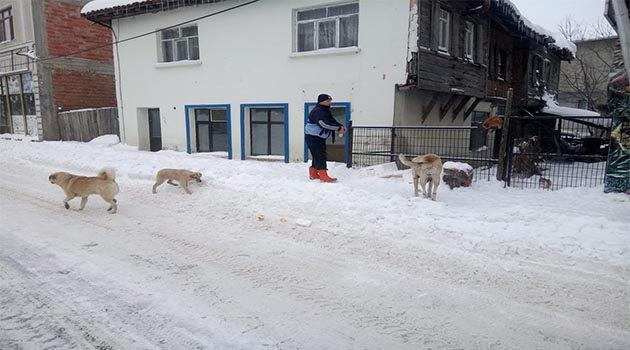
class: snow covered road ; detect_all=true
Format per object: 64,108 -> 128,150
0,137 -> 629,349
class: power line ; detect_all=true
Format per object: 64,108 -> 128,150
5,0 -> 259,69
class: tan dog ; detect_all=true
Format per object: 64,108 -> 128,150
152,169 -> 202,194
49,168 -> 119,213
399,153 -> 443,200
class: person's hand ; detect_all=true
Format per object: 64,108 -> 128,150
339,126 -> 347,136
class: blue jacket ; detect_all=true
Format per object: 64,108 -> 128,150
304,104 -> 343,139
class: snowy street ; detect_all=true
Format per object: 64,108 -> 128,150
0,137 -> 629,350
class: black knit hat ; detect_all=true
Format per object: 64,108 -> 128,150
317,94 -> 332,103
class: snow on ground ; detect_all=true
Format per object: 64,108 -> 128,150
0,136 -> 628,350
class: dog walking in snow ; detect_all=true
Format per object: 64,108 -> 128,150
152,169 -> 202,194
399,153 -> 443,200
48,168 -> 119,213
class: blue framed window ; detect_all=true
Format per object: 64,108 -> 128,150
240,103 -> 289,163
185,104 -> 232,159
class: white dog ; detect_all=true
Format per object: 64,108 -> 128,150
399,153 -> 443,200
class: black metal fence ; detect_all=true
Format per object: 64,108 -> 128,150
504,116 -> 611,190
349,115 -> 612,190
349,125 -> 499,181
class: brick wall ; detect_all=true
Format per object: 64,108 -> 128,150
52,71 -> 116,111
45,0 -> 113,62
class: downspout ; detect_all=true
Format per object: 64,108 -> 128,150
87,18 -> 126,144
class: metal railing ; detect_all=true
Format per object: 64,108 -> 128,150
348,115 -> 612,189
349,125 -> 499,181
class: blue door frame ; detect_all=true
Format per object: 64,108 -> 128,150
240,103 -> 290,163
185,104 -> 233,159
303,102 -> 351,164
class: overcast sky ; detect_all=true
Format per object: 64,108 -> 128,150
511,0 -> 611,34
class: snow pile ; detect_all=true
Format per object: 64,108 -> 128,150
88,134 -> 120,145
541,91 -> 601,117
443,161 -> 473,172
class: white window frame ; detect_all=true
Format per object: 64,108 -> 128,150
294,2 -> 359,53
438,9 -> 450,52
158,24 -> 199,63
0,7 -> 14,43
464,21 -> 475,61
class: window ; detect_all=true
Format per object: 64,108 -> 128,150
250,108 -> 284,156
295,3 -> 359,52
438,9 -> 450,52
543,59 -> 551,84
159,25 -> 199,62
531,55 -> 544,87
469,111 -> 489,151
464,21 -> 475,61
0,7 -> 14,42
496,49 -> 507,80
195,108 -> 228,152
577,100 -> 588,110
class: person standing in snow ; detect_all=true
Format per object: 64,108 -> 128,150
304,93 -> 347,182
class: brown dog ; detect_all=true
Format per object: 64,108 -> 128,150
49,168 -> 119,213
152,169 -> 202,194
399,153 -> 443,200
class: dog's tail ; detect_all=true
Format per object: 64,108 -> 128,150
398,154 -> 417,168
98,167 -> 117,181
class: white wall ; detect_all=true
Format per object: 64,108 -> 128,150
112,0 -> 410,161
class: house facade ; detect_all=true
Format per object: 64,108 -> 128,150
558,37 -> 618,115
0,0 -> 115,140
81,0 -> 574,163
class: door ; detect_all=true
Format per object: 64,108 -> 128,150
148,108 -> 162,152
250,108 -> 284,156
195,108 -> 228,152
325,106 -> 347,162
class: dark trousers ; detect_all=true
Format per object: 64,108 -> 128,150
305,134 -> 327,170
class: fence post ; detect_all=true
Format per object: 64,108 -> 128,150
390,127 -> 396,163
496,88 -> 513,182
346,120 -> 353,168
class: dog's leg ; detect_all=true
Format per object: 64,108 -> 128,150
79,196 -> 88,210
420,176 -> 429,198
152,179 -> 166,193
167,179 -> 178,186
103,197 -> 117,214
413,176 -> 419,197
431,176 -> 440,201
181,180 -> 192,195
63,195 -> 75,209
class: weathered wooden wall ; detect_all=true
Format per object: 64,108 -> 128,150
57,108 -> 119,142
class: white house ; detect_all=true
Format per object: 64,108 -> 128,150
81,0 -> 416,163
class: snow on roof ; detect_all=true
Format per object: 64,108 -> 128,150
502,0 -> 577,56
81,0 -> 150,15
541,92 -> 601,117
